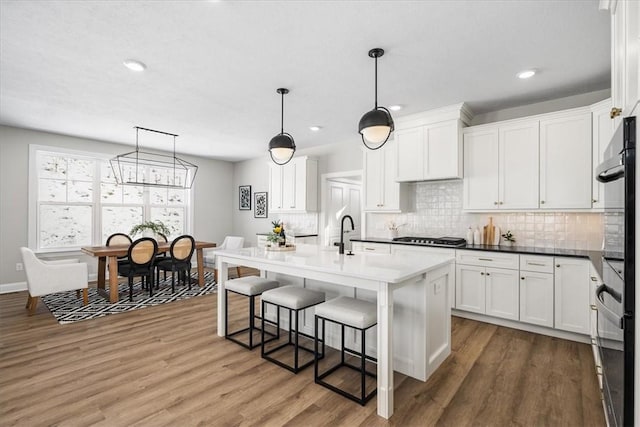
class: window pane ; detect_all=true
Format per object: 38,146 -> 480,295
100,183 -> 122,203
68,180 -> 93,202
38,179 -> 66,202
67,158 -> 94,181
123,186 -> 144,204
150,187 -> 167,205
39,205 -> 92,248
167,189 -> 185,205
150,207 -> 184,238
101,162 -> 117,183
101,206 -> 143,244
37,155 -> 67,179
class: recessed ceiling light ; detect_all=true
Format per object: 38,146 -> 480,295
123,59 -> 146,72
309,126 -> 322,132
389,105 -> 403,111
517,69 -> 536,79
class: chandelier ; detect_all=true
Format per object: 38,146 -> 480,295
110,126 -> 198,189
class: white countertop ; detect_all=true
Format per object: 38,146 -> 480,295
214,244 -> 454,283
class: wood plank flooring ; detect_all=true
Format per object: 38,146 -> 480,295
0,280 -> 605,426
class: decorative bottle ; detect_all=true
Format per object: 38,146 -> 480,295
279,225 -> 286,246
465,227 -> 473,245
473,228 -> 481,245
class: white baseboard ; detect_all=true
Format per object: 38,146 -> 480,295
0,281 -> 27,294
452,309 -> 590,344
1,273 -> 100,294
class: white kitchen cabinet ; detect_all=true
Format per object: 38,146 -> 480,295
396,119 -> 462,182
554,257 -> 591,334
455,251 -> 519,320
463,121 -> 538,210
518,254 -> 554,328
455,264 -> 486,314
363,139 -> 410,212
539,112 -> 592,209
591,99 -> 623,209
605,0 -> 639,127
351,241 -> 391,254
268,156 -> 318,213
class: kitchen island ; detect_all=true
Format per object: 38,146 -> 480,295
215,244 -> 454,419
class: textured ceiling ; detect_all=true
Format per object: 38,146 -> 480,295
0,0 -> 610,161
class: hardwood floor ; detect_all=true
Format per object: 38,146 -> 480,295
0,283 -> 605,427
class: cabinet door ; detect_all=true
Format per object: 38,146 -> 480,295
554,257 -> 590,334
396,127 -> 424,182
381,139 -> 400,210
282,162 -> 297,210
425,120 -> 461,180
363,147 -> 382,210
592,101 -> 623,209
539,112 -> 592,209
519,271 -> 554,328
499,121 -> 539,209
463,129 -> 499,210
269,165 -> 283,211
611,0 -> 639,122
485,267 -> 519,320
455,264 -> 485,314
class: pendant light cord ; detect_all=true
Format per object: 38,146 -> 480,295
280,91 -> 285,134
374,55 -> 378,109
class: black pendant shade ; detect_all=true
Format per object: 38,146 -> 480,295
269,88 -> 296,165
359,48 -> 394,150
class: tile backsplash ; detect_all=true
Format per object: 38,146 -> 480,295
366,180 -> 604,250
275,213 -> 318,235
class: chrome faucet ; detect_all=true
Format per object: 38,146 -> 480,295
339,214 -> 355,254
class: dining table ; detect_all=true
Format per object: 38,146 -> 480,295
81,240 -> 217,303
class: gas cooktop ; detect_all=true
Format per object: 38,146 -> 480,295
392,236 -> 467,248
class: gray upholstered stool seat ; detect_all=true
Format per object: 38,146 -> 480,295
314,296 -> 377,329
226,276 -> 279,296
224,276 -> 279,350
314,296 -> 378,406
261,285 -> 325,310
261,285 -> 326,373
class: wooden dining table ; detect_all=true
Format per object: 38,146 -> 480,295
81,241 -> 217,303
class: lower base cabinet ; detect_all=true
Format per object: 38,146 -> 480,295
519,271 -> 554,328
455,264 -> 519,320
554,257 -> 591,335
455,264 -> 485,314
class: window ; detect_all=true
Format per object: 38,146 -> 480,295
29,146 -> 192,251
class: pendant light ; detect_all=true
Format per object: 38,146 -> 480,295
358,48 -> 394,150
269,88 -> 296,165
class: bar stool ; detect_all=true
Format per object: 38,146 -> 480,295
225,276 -> 280,349
314,296 -> 377,406
261,285 -> 325,373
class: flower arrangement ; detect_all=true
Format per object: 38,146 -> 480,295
130,220 -> 171,237
501,230 -> 515,243
386,221 -> 406,231
267,220 -> 285,245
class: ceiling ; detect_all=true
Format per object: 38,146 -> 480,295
0,0 -> 610,162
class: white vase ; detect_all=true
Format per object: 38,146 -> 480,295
388,229 -> 398,239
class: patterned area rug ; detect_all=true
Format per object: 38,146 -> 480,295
42,271 -> 216,324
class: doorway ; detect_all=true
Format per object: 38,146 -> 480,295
319,170 -> 363,249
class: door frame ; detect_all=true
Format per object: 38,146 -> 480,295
319,170 -> 363,247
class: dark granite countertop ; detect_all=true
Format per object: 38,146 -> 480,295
257,232 -> 318,238
349,237 -> 604,278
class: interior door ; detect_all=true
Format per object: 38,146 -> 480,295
325,179 -> 361,248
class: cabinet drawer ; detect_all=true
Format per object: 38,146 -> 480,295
455,250 -> 519,270
352,242 -> 391,254
520,255 -> 554,273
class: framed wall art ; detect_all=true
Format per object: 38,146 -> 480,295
239,185 -> 251,210
254,192 -> 268,218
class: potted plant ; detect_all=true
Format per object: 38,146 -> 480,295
130,220 -> 172,239
267,220 -> 286,247
501,230 -> 516,246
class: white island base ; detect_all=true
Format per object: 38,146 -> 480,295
216,245 -> 453,419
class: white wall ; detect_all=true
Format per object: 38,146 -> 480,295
0,125 -> 234,287
232,139 -> 363,245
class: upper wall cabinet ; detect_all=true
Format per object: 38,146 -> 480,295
539,111 -> 592,209
394,103 -> 472,182
268,156 -> 318,213
463,107 -> 592,211
591,99 -> 623,209
363,138 -> 412,212
463,121 -> 539,210
604,0 -> 639,126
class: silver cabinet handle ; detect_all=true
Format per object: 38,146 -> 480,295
527,262 -> 546,266
556,264 -> 561,268
486,272 -> 491,276
541,200 -> 545,204
480,272 -> 485,275
479,258 -> 493,261
364,248 -> 375,251
591,277 -> 598,281
494,201 -> 498,205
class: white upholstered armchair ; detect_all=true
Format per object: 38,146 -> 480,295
20,247 -> 89,315
203,236 -> 245,282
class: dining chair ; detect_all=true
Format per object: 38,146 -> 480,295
154,232 -> 169,286
20,247 -> 89,315
204,236 -> 245,282
106,233 -> 133,267
155,235 -> 196,292
117,237 -> 158,302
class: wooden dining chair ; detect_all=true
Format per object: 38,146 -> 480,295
106,233 -> 132,267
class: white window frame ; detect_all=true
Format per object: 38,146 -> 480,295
28,144 -> 194,253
